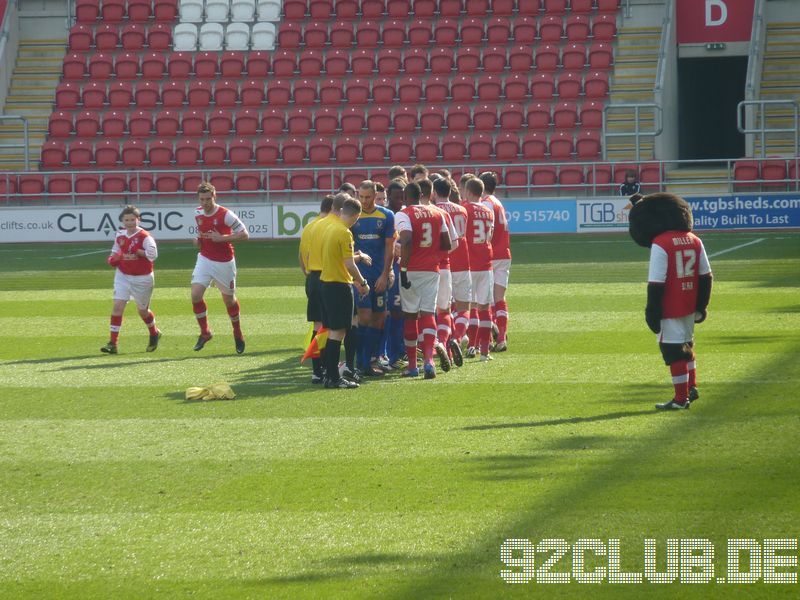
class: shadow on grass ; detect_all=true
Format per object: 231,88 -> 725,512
461,410 -> 653,431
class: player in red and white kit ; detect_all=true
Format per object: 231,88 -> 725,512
463,177 -> 495,361
432,176 -> 468,368
101,205 -> 160,354
397,181 -> 452,379
191,182 -> 250,354
480,172 -> 511,352
646,224 -> 713,410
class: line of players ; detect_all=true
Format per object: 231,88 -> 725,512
298,164 -> 513,388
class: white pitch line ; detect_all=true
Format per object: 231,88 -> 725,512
54,249 -> 110,260
708,238 -> 765,258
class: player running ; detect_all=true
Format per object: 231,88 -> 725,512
396,182 -> 452,379
480,172 -> 512,352
101,205 -> 160,355
190,182 -> 249,354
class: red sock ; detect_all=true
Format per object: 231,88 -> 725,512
478,309 -> 492,355
193,300 -> 210,335
403,319 -> 419,371
453,310 -> 469,341
420,314 -> 437,366
494,300 -> 508,343
467,308 -> 479,347
688,359 -> 696,388
109,315 -> 122,344
141,310 -> 158,336
227,301 -> 243,340
670,360 -> 689,402
436,311 -> 452,345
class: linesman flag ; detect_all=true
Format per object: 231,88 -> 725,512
301,327 -> 328,363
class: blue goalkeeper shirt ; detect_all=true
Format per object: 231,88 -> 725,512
351,205 -> 395,282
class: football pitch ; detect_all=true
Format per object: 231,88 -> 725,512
0,231 -> 798,598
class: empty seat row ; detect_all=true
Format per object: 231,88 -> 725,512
280,0 -> 619,21
174,21 -> 276,51
733,158 -> 800,186
49,100 -> 606,139
276,14 -> 615,48
75,0 -> 179,22
179,0 -> 282,22
69,23 -> 172,51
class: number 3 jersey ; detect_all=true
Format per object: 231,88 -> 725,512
648,231 -> 712,319
396,204 -> 448,272
464,201 -> 495,272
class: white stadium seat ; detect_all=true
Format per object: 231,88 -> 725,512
179,0 -> 204,22
205,0 -> 230,22
251,21 -> 276,49
231,0 -> 256,21
257,0 -> 281,21
199,22 -> 224,51
225,22 -> 250,50
173,23 -> 198,50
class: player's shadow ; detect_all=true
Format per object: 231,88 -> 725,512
460,409 -> 653,432
50,351 -> 277,372
3,354 -> 100,366
713,333 -> 793,344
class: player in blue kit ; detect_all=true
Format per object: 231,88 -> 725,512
351,180 -> 396,376
382,179 -> 407,369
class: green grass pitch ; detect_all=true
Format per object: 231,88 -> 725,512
0,231 -> 798,599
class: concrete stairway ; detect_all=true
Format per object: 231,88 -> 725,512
754,21 -> 800,157
0,39 -> 65,171
605,25 -> 660,161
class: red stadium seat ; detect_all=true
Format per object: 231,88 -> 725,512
219,52 -> 244,78
147,24 -> 172,50
430,48 -> 454,74
168,52 -> 193,79
112,52 -> 138,80
229,138 -> 254,165
208,109 -> 233,135
559,164 -> 584,188
586,163 -> 613,192
367,105 -> 391,133
468,133 -> 492,161
255,139 -> 280,165
373,77 -> 396,104
576,130 -> 601,159
639,162 -> 662,184
473,104 -> 497,131
345,78 -> 370,105
334,0 -> 358,19
236,171 -> 262,191
175,139 -> 201,166
315,106 -> 339,133
482,46 -> 507,73
378,48 -> 402,75
562,43 -> 587,71
81,81 -> 105,109
388,0 -> 410,17
101,0 -> 125,21
94,24 -> 118,50
592,15 -> 618,41
154,0 -> 178,21
341,105 -> 366,133
362,136 -> 386,163
356,22 -> 380,47
579,100 -> 604,128
235,109 -> 259,135
246,52 -> 270,77
613,163 -> 638,184
309,136 -> 333,163
517,0 -> 541,14
48,174 -> 73,195
388,135 -> 413,163
121,23 -> 146,51
460,18 -> 485,46
571,0 -> 593,13
526,102 -> 551,130
509,45 -> 533,72
439,0 -> 462,17
155,172 -> 181,193
261,108 -> 286,134
420,105 -> 445,132
553,101 -> 578,129
129,109 -> 153,137
352,49 -> 375,75
566,15 -> 591,42
383,19 -> 406,47
491,0 -> 514,16
505,74 -> 530,101
48,111 -> 73,138
161,81 -> 185,107
361,0 -> 384,18
213,80 -> 238,107
88,53 -> 113,79
102,173 -> 127,194
19,174 -> 46,198
75,110 -> 100,137
325,49 -> 349,75
75,0 -> 99,23
441,134 -> 467,161
288,107 -> 313,134
543,0 -> 567,14
188,80 -> 212,108
122,139 -> 147,168
55,82 -> 80,109
477,75 -> 502,102
182,173 -> 204,192
557,72 -> 582,100
398,76 -> 423,103
182,110 -> 206,136
549,131 -> 574,159
77,171 -> 102,196
299,50 -> 323,76
309,0 -> 333,18
466,0 -> 489,16
202,138 -> 227,166
532,165 -> 557,188
68,140 -> 93,168
733,160 -> 759,186
425,76 -> 449,103
495,132 -> 519,160
284,0 -> 309,19
762,159 -> 788,186
335,136 -> 360,164
535,44 -> 559,72
597,0 -> 621,13
141,52 -> 166,79
585,72 -> 610,98
304,21 -> 327,47
457,46 -> 481,73
194,52 -> 218,78
330,20 -> 354,46
499,103 -> 524,130
128,0 -> 152,20
446,104 -> 471,131
148,140 -> 174,167
241,80 -> 265,106
289,170 -> 314,190
531,73 -> 554,101
134,81 -> 159,108
155,110 -> 179,136
414,134 -> 439,162
407,20 -> 432,46
267,79 -> 292,105
320,79 -> 343,104
452,75 -> 475,102
589,43 -> 614,70
435,18 -> 459,46
393,105 -> 418,132
522,132 -> 547,160
282,137 -> 307,164
513,17 -> 537,44
41,140 -> 67,168
272,49 -> 297,76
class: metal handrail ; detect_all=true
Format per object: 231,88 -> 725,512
602,104 -> 663,162
0,115 -> 29,170
737,100 -> 800,159
745,0 -> 766,101
654,0 -> 674,95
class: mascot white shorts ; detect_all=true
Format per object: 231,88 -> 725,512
658,315 -> 695,344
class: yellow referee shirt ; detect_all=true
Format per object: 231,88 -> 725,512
298,214 -> 322,271
304,213 -> 335,272
320,217 -> 355,284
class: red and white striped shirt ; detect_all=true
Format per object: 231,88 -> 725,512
110,228 -> 157,275
195,205 -> 245,263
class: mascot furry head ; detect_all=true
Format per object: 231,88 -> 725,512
627,192 -> 693,248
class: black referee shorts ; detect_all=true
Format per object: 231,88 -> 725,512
305,270 -> 323,322
321,281 -> 354,331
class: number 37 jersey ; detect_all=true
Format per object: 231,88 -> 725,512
648,230 -> 712,319
464,201 -> 495,272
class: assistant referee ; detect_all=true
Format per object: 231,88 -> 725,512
320,196 -> 370,389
